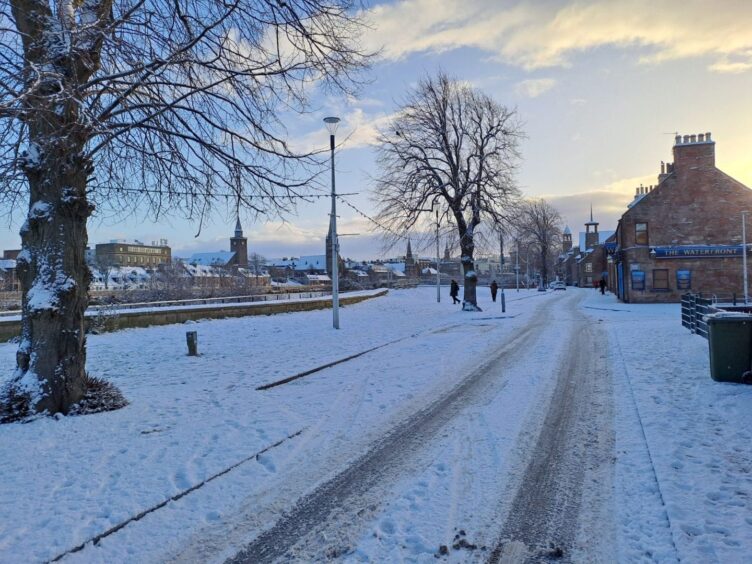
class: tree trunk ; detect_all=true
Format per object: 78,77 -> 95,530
9,117 -> 92,416
459,228 -> 481,312
540,244 -> 549,286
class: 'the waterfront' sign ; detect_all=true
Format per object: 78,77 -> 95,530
651,245 -> 746,259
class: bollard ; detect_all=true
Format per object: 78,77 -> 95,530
501,291 -> 506,313
186,331 -> 198,356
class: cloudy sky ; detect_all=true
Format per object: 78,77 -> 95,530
4,0 -> 752,260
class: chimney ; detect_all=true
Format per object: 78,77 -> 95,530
673,131 -> 715,172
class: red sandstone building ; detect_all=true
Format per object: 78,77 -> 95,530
609,132 -> 752,303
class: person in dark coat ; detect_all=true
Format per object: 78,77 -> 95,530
490,280 -> 499,302
450,280 -> 460,304
599,278 -> 607,295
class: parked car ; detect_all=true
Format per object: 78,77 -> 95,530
551,281 -> 566,291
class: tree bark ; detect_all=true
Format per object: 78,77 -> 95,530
6,0 -> 96,414
458,221 -> 481,312
14,130 -> 92,414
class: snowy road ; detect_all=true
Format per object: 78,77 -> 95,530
190,291 -> 615,563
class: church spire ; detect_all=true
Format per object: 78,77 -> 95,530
406,238 -> 413,260
234,217 -> 243,238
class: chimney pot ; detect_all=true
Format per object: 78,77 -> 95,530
706,131 -> 712,141
690,134 -> 697,143
675,135 -> 681,145
660,161 -> 665,174
683,135 -> 690,143
698,133 -> 704,142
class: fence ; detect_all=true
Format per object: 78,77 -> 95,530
681,294 -> 719,339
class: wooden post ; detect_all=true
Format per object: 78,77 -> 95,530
186,331 -> 198,356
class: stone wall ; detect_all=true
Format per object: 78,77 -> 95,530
0,290 -> 388,342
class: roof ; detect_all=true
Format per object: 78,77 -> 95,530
563,226 -> 571,235
188,251 -> 236,266
0,259 -> 16,270
267,255 -> 327,271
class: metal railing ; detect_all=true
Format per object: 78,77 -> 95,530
681,293 -> 719,339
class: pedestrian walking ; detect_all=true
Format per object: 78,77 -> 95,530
599,278 -> 607,295
450,280 -> 460,304
490,280 -> 498,302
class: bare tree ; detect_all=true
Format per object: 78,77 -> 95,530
374,73 -> 522,310
514,199 -> 563,287
0,0 -> 369,419
92,254 -> 116,291
248,252 -> 266,284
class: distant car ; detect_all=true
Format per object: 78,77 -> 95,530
551,282 -> 566,291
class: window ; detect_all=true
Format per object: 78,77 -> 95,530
631,270 -> 645,291
585,263 -> 593,273
676,270 -> 691,290
653,269 -> 669,290
635,223 -> 649,245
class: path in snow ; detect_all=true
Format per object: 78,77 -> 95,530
490,294 -> 614,562
220,292 -> 615,563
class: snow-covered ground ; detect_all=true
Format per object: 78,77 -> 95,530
584,291 -> 752,563
0,287 -> 750,563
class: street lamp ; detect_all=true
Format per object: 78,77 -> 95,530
324,116 -> 341,329
433,199 -> 441,303
498,230 -> 506,312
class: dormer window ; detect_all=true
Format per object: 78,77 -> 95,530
635,222 -> 649,245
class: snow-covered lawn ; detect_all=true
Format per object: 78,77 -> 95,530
1,287 -> 750,563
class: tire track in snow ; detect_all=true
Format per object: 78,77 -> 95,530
224,303 -> 554,563
488,295 -> 614,563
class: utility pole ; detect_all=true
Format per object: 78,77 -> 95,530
324,116 -> 341,329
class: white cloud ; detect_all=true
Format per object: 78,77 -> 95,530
515,78 -> 556,98
365,0 -> 752,73
292,107 -> 397,153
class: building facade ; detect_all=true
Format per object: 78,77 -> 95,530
95,240 -> 171,267
610,132 -> 752,303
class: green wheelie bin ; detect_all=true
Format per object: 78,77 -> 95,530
706,313 -> 752,383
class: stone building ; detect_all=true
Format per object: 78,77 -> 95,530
95,239 -> 171,268
404,239 -> 419,279
609,132 -> 752,303
576,209 -> 613,288
230,218 -> 248,268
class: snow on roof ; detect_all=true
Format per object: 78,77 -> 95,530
0,259 -> 16,270
267,255 -> 327,271
563,225 -> 571,235
305,274 -> 330,281
578,230 -> 615,251
189,251 -> 236,266
182,263 -> 219,277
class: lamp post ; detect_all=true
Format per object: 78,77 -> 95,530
435,203 -> 441,303
743,211 -> 749,304
324,116 -> 341,329
499,230 -> 506,312
515,239 -> 520,292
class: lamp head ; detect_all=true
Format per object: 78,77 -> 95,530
323,116 -> 341,135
